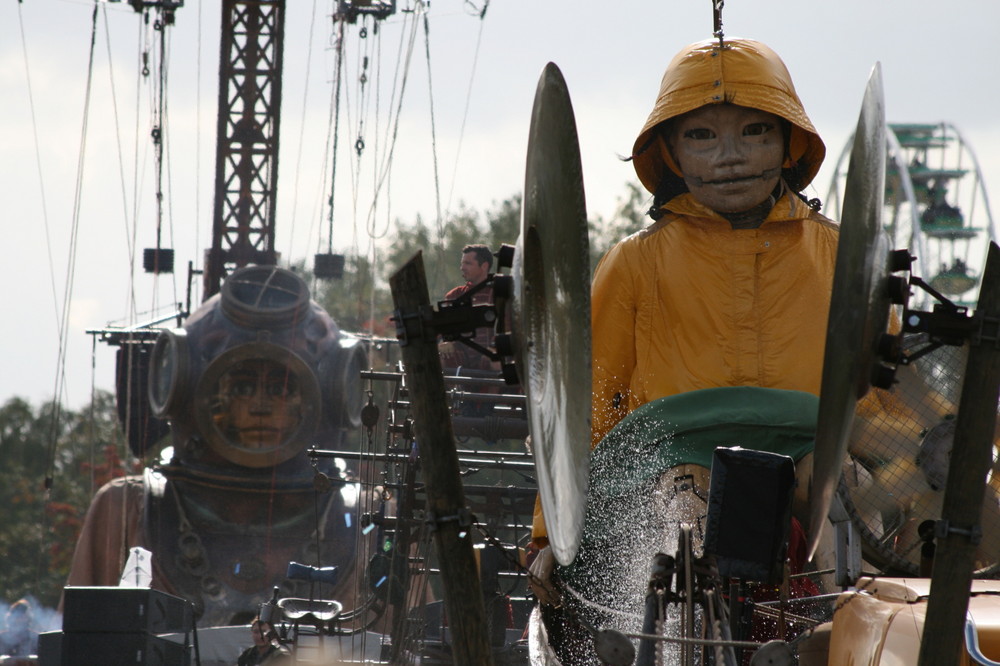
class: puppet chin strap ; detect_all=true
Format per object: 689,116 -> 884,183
721,179 -> 786,230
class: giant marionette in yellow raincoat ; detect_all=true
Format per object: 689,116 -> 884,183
531,37 -> 838,576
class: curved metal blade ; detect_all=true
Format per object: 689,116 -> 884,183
513,62 -> 592,566
808,63 -> 889,559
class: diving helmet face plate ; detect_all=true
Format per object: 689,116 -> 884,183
194,343 -> 321,468
149,328 -> 190,418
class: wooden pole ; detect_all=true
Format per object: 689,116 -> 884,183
389,252 -> 494,666
918,242 -> 1000,665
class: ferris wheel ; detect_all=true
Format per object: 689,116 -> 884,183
827,122 -> 998,306
826,121 -> 1000,577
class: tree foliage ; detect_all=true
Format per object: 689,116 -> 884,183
589,181 -> 652,270
0,182 -> 650,615
313,182 -> 650,336
0,392 -> 131,610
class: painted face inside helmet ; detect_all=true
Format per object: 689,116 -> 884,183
667,104 -> 785,214
195,342 -> 321,468
215,358 -> 303,449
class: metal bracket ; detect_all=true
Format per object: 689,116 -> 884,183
972,313 -> 1000,349
934,519 -> 983,546
425,507 -> 474,534
392,305 -> 434,347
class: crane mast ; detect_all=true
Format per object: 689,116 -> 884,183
204,0 -> 285,299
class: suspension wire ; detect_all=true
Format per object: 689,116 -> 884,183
88,336 -> 98,498
355,17 -> 374,166
362,3 -> 422,240
16,1 -> 61,343
152,11 -> 167,290
160,21 -> 181,307
99,4 -> 139,511
103,5 -> 139,285
194,0 -> 203,279
361,9 -> 407,247
371,25 -> 392,251
18,0 -> 64,592
285,0 -> 321,260
44,0 -> 100,489
421,10 -> 445,270
443,0 -> 488,222
131,16 -> 146,317
327,16 -> 347,255
359,19 -> 382,241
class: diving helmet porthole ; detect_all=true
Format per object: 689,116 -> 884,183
194,342 -> 322,468
148,328 -> 189,418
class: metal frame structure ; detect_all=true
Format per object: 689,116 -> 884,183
204,0 -> 286,298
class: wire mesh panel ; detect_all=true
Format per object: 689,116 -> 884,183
843,333 -> 1000,575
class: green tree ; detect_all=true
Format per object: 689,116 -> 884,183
383,197 -> 521,301
0,393 -> 129,609
312,183 -> 647,337
312,253 -> 396,337
589,180 -> 651,270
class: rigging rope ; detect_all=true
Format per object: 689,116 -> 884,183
45,0 -> 100,485
17,0 -> 64,596
285,0 -> 321,260
327,17 -> 347,255
194,0 -> 204,283
443,0 -> 489,221
159,21 -> 180,308
16,0 -> 60,343
421,11 -> 445,269
362,4 -> 422,240
102,6 -> 138,287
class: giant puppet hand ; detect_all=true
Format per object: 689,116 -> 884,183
527,545 -> 562,607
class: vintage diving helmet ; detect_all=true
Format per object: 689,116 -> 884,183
148,265 -> 367,469
139,266 -> 369,624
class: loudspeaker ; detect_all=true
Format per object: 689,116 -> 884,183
703,447 -> 795,584
37,630 -> 61,666
60,632 -> 188,666
62,587 -> 192,635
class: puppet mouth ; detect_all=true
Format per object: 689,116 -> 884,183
696,167 -> 782,186
707,175 -> 763,185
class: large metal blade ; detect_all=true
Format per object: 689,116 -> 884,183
513,62 -> 592,566
808,63 -> 890,559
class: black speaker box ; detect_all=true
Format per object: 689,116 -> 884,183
37,630 -> 61,666
703,447 -> 796,584
59,631 -> 188,665
62,587 -> 193,635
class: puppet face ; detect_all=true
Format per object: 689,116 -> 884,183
217,358 -> 304,450
668,104 -> 785,214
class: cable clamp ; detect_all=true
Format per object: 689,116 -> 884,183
935,519 -> 983,546
425,507 -> 473,535
972,313 -> 1000,349
392,305 -> 434,347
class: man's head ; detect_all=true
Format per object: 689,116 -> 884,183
632,38 -> 825,214
250,619 -> 272,647
459,244 -> 492,285
5,600 -> 32,635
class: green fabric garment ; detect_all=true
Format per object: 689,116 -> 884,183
589,386 -> 818,500
557,387 -> 817,609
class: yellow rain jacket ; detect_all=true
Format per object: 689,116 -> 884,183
532,38 -> 836,547
591,192 -> 838,444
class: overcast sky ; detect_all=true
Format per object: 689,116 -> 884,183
3,0 -> 999,409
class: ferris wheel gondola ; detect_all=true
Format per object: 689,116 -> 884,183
825,121 -> 1000,578
827,121 -> 998,306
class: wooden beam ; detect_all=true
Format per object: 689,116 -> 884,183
389,252 -> 494,666
918,242 -> 1000,665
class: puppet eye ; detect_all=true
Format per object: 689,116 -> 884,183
683,128 -> 715,140
743,122 -> 774,137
